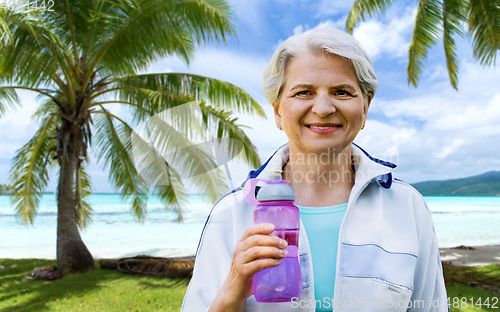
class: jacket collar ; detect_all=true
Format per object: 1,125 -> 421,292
240,143 -> 395,190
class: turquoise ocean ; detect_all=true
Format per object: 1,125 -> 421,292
1,195 -> 500,259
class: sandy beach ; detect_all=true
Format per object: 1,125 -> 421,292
440,245 -> 500,266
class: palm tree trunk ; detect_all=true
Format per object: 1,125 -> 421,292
56,139 -> 94,274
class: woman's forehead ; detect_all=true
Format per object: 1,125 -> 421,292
284,53 -> 358,87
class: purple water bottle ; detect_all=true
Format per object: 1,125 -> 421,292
244,170 -> 302,302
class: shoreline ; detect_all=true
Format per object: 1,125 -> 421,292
439,244 -> 500,266
2,245 -> 500,267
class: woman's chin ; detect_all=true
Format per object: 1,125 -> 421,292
292,142 -> 351,156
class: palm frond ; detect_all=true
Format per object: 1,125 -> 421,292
0,13 -> 12,41
0,86 -> 20,117
0,11 -> 73,90
408,0 -> 443,87
200,103 -> 261,169
87,0 -> 234,80
57,0 -> 94,61
151,173 -> 190,222
9,115 -> 57,224
112,73 -> 265,122
129,127 -> 190,222
467,0 -> 500,66
31,95 -> 60,122
130,106 -> 230,205
74,158 -> 93,230
442,0 -> 467,90
92,109 -> 149,221
346,0 -> 398,33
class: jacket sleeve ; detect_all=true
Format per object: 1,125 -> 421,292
407,193 -> 449,312
181,200 -> 235,312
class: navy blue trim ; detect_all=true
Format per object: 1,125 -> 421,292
377,172 -> 393,189
352,142 -> 397,169
194,187 -> 242,256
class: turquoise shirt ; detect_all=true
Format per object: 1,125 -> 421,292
297,203 -> 348,312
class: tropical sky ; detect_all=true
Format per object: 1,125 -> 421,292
1,0 -> 499,193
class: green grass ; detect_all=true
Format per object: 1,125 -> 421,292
0,259 -> 189,312
1,259 -> 499,311
444,264 -> 500,311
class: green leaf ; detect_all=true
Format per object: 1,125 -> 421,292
111,73 -> 265,122
0,86 -> 20,117
467,0 -> 500,66
9,115 -> 57,224
92,109 -> 149,221
0,11 -> 73,90
130,105 -> 230,203
442,0 -> 467,90
200,103 -> 261,169
408,0 -> 443,88
74,159 -> 93,230
346,0 -> 397,34
89,0 -> 235,78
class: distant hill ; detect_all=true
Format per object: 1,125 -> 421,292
411,171 -> 500,196
0,184 -> 11,195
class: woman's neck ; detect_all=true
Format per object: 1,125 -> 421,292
282,146 -> 355,207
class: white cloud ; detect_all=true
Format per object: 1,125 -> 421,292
434,139 -> 464,160
0,91 -> 40,158
290,6 -> 415,60
352,7 -> 416,59
292,19 -> 347,36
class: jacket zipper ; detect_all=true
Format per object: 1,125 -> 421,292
332,178 -> 375,307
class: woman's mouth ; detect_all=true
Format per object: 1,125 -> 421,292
305,124 -> 341,133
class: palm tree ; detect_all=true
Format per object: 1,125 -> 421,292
0,0 -> 264,274
346,0 -> 500,90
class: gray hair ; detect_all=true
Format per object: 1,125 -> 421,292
263,27 -> 377,104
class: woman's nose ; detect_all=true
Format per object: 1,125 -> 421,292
311,93 -> 336,117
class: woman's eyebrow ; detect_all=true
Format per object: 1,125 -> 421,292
332,84 -> 357,92
289,84 -> 314,92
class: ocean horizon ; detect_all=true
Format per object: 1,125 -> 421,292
1,194 -> 500,259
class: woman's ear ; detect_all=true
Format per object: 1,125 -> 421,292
272,101 -> 282,127
364,92 -> 373,114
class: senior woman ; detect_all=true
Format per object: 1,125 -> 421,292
181,27 -> 447,312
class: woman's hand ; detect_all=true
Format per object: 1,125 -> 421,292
208,223 -> 288,311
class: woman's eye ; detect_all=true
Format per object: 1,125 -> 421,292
295,90 -> 311,96
335,90 -> 351,96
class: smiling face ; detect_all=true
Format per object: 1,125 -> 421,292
273,53 -> 371,156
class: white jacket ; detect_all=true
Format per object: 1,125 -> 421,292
181,143 -> 448,312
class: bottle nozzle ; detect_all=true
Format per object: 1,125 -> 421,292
269,170 -> 282,180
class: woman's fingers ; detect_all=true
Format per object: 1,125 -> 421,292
231,224 -> 289,278
245,245 -> 287,261
239,223 -> 275,242
238,223 -> 288,251
241,233 -> 287,251
223,222 -> 291,302
239,257 -> 283,276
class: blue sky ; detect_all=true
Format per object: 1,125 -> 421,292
1,0 -> 499,193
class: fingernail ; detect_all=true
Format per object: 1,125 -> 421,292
275,259 -> 281,264
280,239 -> 288,248
280,250 -> 288,257
265,224 -> 274,231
